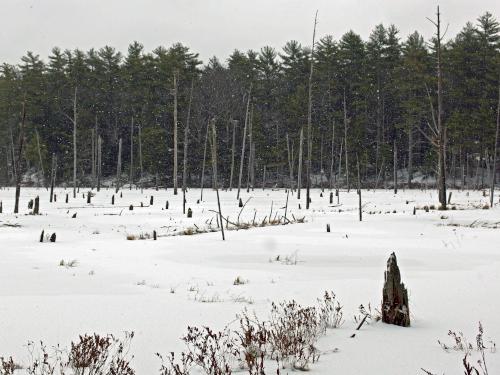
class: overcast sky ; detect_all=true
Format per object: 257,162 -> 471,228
1,0 -> 499,65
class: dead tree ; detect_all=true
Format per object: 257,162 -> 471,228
426,6 -> 447,209
393,140 -> 398,194
229,120 -> 237,190
343,89 -> 349,191
490,82 -> 500,207
138,120 -> 143,193
210,119 -> 225,241
14,100 -> 27,214
329,120 -> 336,189
306,11 -> 318,210
237,85 -> 252,200
200,120 -> 210,201
35,129 -> 45,186
116,138 -> 122,193
129,116 -> 134,187
382,252 -> 410,327
49,153 -> 57,202
286,133 -> 295,189
173,70 -> 179,195
97,135 -> 102,192
62,87 -> 78,198
182,79 -> 194,192
297,127 -> 304,199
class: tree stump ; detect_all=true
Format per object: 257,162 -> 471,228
238,198 -> 243,207
150,196 -> 154,205
50,233 -> 56,242
33,196 -> 40,215
187,208 -> 192,218
382,252 -> 410,327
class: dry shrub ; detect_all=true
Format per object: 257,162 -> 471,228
317,291 -> 344,332
0,357 -> 21,375
235,310 -> 268,375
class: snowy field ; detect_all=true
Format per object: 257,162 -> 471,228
0,186 -> 499,374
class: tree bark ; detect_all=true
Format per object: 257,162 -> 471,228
183,79 -> 194,192
173,71 -> 179,195
116,138 -> 122,193
229,120 -> 237,190
210,119 -> 225,241
72,87 -> 77,198
297,127 -> 304,199
200,120 -> 210,201
13,101 -> 26,214
490,83 -> 500,207
382,252 -> 410,327
129,116 -> 134,187
237,86 -> 252,200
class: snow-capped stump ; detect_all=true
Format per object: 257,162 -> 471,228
382,252 -> 410,327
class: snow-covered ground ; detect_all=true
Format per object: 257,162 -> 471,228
0,186 -> 498,374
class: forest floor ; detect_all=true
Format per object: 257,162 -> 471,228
0,186 -> 499,374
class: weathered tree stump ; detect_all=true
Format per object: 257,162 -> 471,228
187,208 -> 192,218
87,192 -> 91,204
33,196 -> 40,215
153,230 -> 157,240
326,224 -> 330,232
150,196 -> 154,205
40,230 -> 44,242
0,201 -> 2,213
382,252 -> 410,327
129,204 -> 133,211
329,192 -> 333,204
111,195 -> 115,205
49,233 -> 56,242
65,194 -> 69,203
166,201 -> 169,209
28,199 -> 34,209
239,198 -> 243,208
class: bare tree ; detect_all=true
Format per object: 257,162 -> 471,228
138,120 -> 143,192
173,70 -> 179,195
13,100 -> 26,214
297,127 -> 304,199
129,116 -> 134,187
343,89 -> 349,191
116,138 -> 122,193
35,128 -> 45,186
200,120 -> 210,201
210,119 -> 225,241
182,79 -> 194,191
62,87 -> 78,198
306,10 -> 318,210
49,153 -> 57,202
329,119 -> 336,189
229,119 -> 237,190
426,6 -> 447,208
490,82 -> 500,207
237,86 -> 252,200
97,135 -> 102,192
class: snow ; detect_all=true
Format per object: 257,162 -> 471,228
0,186 -> 499,374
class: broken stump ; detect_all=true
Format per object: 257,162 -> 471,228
382,252 -> 410,327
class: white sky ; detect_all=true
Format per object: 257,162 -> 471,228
1,0 -> 499,65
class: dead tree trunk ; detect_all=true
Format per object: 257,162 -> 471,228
116,138 -> 122,193
297,127 -> 304,199
286,133 -> 294,189
35,129 -> 45,186
229,120 -> 237,190
129,116 -> 134,187
210,119 -> 225,241
72,87 -> 77,198
382,252 -> 410,327
173,70 -> 179,195
237,86 -> 252,200
200,120 -> 210,201
13,101 -> 26,214
50,153 -> 57,202
306,11 -> 318,210
393,139 -> 398,194
491,82 -> 500,207
408,121 -> 413,189
329,119 -> 335,189
97,136 -> 102,192
183,79 -> 194,192
138,121 -> 143,193
427,6 -> 447,208
343,90 -> 349,191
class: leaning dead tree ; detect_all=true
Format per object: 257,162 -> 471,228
490,82 -> 500,207
426,6 -> 447,209
382,252 -> 410,327
305,10 -> 318,210
210,119 -> 225,241
13,100 -> 27,214
237,85 -> 252,200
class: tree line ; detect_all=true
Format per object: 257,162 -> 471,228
0,10 -> 499,196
